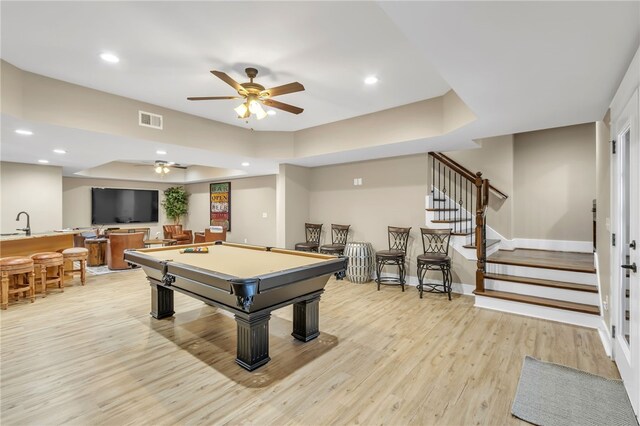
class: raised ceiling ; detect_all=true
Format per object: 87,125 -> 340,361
1,1 -> 638,181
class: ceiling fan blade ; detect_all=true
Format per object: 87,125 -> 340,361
187,96 -> 241,101
262,99 -> 304,115
260,82 -> 305,98
210,70 -> 246,94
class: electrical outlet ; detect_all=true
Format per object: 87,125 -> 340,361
262,212 -> 268,218
603,296 -> 609,311
244,238 -> 248,243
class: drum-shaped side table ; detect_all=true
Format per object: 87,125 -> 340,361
344,242 -> 374,283
85,238 -> 108,266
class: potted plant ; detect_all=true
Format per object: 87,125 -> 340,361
162,186 -> 189,224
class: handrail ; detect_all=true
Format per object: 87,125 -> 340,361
428,152 -> 509,199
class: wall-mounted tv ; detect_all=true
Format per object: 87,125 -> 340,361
91,188 -> 159,224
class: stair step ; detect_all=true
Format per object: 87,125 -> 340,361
426,208 -> 459,212
452,229 -> 473,236
484,273 -> 598,293
463,239 -> 500,250
432,218 -> 472,223
487,249 -> 596,274
474,289 -> 600,315
433,198 -> 447,202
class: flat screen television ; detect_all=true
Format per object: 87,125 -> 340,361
91,188 -> 159,224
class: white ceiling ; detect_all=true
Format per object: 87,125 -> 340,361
0,1 -> 450,132
1,1 -> 639,180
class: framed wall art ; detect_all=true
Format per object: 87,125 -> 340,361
210,182 -> 231,231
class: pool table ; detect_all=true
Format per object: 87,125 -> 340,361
124,241 -> 347,371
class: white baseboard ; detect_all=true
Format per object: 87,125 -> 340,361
597,318 -> 613,357
474,294 -> 603,329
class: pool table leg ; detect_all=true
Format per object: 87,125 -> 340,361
150,282 -> 174,319
292,294 -> 321,342
234,312 -> 271,371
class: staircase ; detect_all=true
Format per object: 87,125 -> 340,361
427,152 -> 602,329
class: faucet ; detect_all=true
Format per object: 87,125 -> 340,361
16,211 -> 31,236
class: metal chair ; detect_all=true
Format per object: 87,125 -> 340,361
294,223 -> 323,252
375,226 -> 411,291
320,224 -> 350,279
416,228 -> 452,300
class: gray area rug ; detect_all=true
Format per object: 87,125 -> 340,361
86,265 -> 135,275
512,356 -> 638,426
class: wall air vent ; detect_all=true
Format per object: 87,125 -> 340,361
139,110 -> 163,130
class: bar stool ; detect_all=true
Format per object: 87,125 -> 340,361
0,257 -> 35,310
31,252 -> 64,297
320,224 -> 350,280
416,228 -> 453,300
375,226 -> 411,291
295,223 -> 323,252
61,247 -> 89,285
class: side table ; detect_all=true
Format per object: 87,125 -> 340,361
85,238 -> 108,266
343,242 -> 374,283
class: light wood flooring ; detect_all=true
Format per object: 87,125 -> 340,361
1,269 -> 617,425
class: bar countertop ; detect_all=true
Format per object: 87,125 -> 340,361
0,230 -> 80,242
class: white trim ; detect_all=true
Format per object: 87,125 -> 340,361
474,295 -> 603,330
593,252 -> 606,318
598,318 -> 613,358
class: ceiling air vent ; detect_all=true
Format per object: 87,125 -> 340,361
139,110 -> 163,130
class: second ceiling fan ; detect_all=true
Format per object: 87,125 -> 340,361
188,68 -> 305,120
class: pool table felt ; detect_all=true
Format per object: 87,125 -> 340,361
140,243 -> 334,278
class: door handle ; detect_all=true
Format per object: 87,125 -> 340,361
622,263 -> 637,273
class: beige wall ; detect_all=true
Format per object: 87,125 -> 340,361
1,162 -> 63,234
307,155 -> 413,277
596,119 -> 612,328
445,135 -> 515,239
277,164 -> 311,249
186,175 -> 277,247
513,123 -> 596,241
62,177 -> 173,237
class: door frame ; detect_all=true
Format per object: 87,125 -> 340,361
611,88 -> 640,416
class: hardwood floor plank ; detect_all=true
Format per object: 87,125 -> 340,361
487,248 -> 596,273
1,270 -> 617,425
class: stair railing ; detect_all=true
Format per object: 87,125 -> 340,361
428,152 -> 495,292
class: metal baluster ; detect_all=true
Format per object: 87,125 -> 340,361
454,172 -> 457,234
448,169 -> 451,223
470,179 -> 474,246
438,160 -> 441,221
431,155 -> 435,210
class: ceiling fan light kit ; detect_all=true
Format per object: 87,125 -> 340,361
188,67 -> 305,120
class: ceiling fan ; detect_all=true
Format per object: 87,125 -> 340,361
153,160 -> 186,175
188,68 -> 305,120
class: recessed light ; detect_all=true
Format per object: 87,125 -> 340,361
364,76 -> 378,85
100,52 -> 120,63
15,129 -> 33,135
38,159 -> 49,164
241,162 -> 250,167
266,110 -> 276,116
53,149 -> 66,154
156,150 -> 167,155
